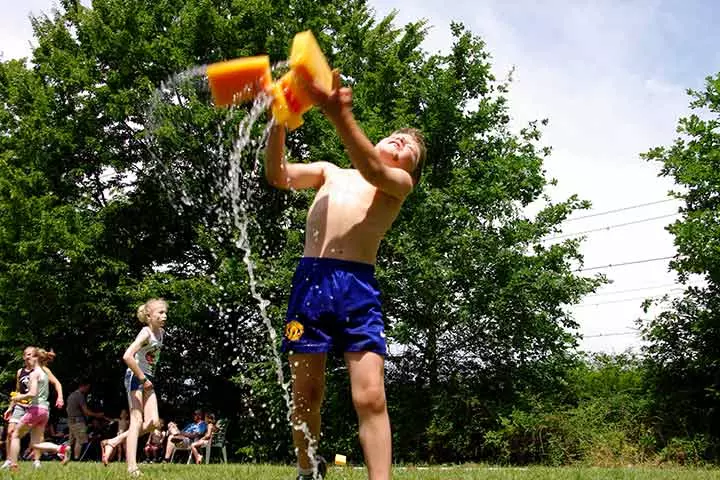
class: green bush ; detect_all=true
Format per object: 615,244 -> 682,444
482,354 -> 656,465
658,436 -> 711,465
483,395 -> 655,465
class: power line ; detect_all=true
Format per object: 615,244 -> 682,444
584,331 -> 640,339
578,256 -> 674,272
564,198 -> 680,222
587,282 -> 702,297
574,292 -> 682,308
546,213 -> 679,241
587,283 -> 684,297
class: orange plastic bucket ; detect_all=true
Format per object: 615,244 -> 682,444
206,55 -> 272,106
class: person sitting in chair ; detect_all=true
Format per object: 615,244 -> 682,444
163,410 -> 206,462
190,414 -> 216,464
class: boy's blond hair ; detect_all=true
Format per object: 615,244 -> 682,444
392,127 -> 427,185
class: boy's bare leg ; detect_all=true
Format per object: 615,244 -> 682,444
345,351 -> 391,480
290,353 -> 326,472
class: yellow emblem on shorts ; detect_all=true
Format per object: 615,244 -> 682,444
285,320 -> 304,341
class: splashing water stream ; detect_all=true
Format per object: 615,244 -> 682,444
227,92 -> 322,478
148,64 -> 322,477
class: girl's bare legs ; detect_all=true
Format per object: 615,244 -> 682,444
32,425 -> 70,465
190,441 -> 201,464
125,388 -> 159,473
102,431 -> 129,464
8,424 -> 29,465
141,390 -> 159,433
4,423 -> 17,463
125,390 -> 144,473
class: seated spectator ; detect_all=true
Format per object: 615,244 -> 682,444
45,419 -> 68,445
167,421 -> 180,436
163,410 -> 207,462
0,424 -> 6,460
143,419 -> 166,463
190,414 -> 216,464
85,416 -> 111,461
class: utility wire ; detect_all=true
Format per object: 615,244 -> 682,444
574,292 -> 682,308
546,213 -> 679,241
578,256 -> 674,272
587,282 -> 702,297
584,331 -> 640,338
587,283 -> 682,297
564,198 -> 680,222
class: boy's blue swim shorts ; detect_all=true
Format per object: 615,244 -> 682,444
281,257 -> 386,356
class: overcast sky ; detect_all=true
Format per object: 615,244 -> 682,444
2,1 -> 718,353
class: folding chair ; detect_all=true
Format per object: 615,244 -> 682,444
78,436 -> 101,461
169,439 -> 192,463
203,419 -> 228,464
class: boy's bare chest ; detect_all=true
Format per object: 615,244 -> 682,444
316,172 -> 375,205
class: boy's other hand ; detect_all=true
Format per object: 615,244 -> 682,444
300,69 -> 352,118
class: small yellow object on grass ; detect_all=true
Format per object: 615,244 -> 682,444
334,454 -> 347,466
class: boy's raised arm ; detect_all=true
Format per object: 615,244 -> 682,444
265,124 -> 330,190
301,71 -> 413,200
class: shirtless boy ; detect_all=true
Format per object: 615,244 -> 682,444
265,70 -> 426,480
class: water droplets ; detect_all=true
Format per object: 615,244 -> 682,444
146,65 -> 323,475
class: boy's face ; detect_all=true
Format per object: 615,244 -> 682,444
375,133 -> 420,175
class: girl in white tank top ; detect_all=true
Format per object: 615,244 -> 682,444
101,298 -> 168,477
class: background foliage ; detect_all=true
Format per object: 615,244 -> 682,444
1,0 -> 717,465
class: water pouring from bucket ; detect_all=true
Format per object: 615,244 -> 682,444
202,30 -> 334,480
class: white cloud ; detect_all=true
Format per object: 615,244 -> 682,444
0,0 -> 56,60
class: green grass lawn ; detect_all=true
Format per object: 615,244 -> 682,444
3,462 -> 720,479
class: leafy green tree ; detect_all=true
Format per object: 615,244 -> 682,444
641,73 -> 720,453
1,0 -> 601,463
483,353 -> 655,465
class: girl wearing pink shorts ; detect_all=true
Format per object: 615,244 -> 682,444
1,349 -> 70,471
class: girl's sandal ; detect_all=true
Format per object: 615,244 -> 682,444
101,440 -> 115,466
128,467 -> 143,477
